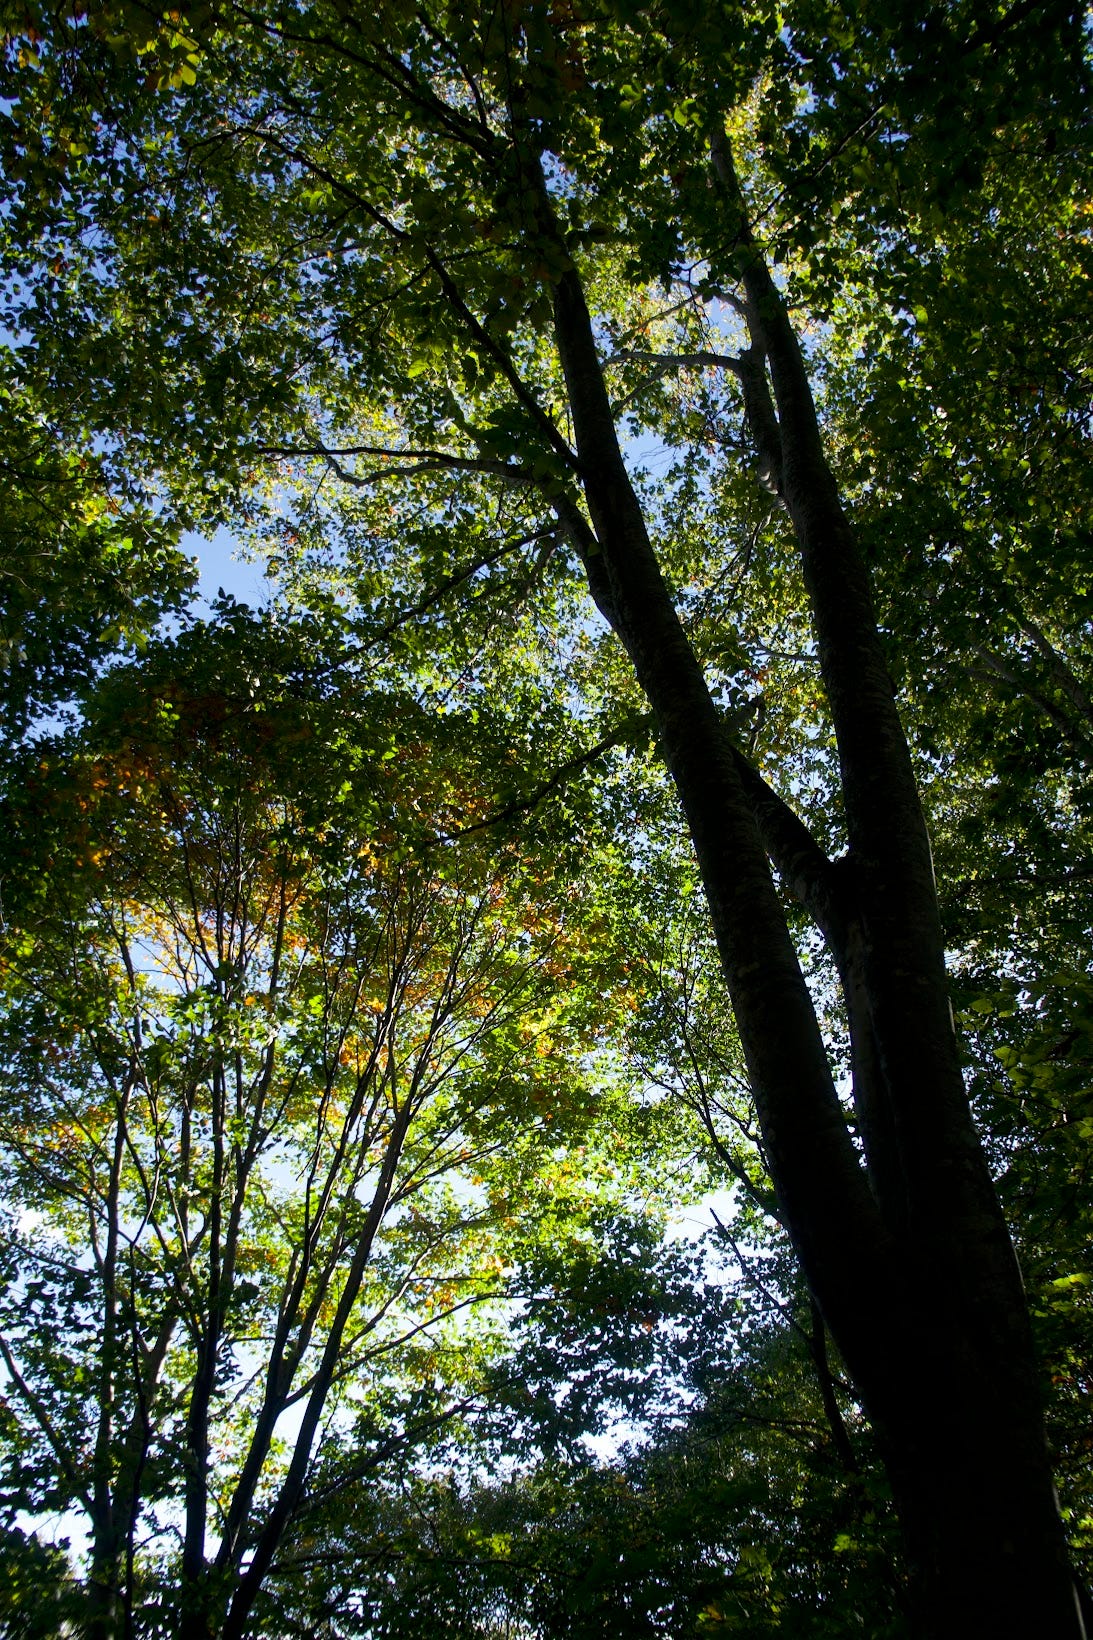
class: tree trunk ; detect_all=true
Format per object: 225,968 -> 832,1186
85,1546 -> 121,1640
881,1356 -> 1082,1637
546,176 -> 1085,1634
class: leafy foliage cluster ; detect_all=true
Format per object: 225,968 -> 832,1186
0,0 -> 1089,1635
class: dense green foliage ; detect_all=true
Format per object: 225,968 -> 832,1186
0,0 -> 1089,1634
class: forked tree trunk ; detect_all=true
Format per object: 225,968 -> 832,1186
544,153 -> 1085,1633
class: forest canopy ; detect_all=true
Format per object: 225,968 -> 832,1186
0,1 -> 1090,1636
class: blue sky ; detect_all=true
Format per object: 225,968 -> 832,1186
185,525 -> 275,610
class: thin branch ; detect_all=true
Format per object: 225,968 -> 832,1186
258,440 -> 534,489
0,1332 -> 93,1513
430,718 -> 639,843
419,245 -> 578,471
611,348 -> 743,375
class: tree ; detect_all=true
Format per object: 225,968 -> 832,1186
307,1288 -> 901,1640
1,1 -> 1089,1633
0,359 -> 194,742
0,609 -> 672,1638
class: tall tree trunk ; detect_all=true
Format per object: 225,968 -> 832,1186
711,133 -> 1083,1637
218,1095 -> 418,1640
546,172 -> 1085,1632
85,1548 -> 121,1640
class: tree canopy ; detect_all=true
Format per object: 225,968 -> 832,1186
0,1 -> 1090,1636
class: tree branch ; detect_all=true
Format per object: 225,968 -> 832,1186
258,441 -> 534,489
0,1332 -> 92,1514
431,718 -> 643,844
